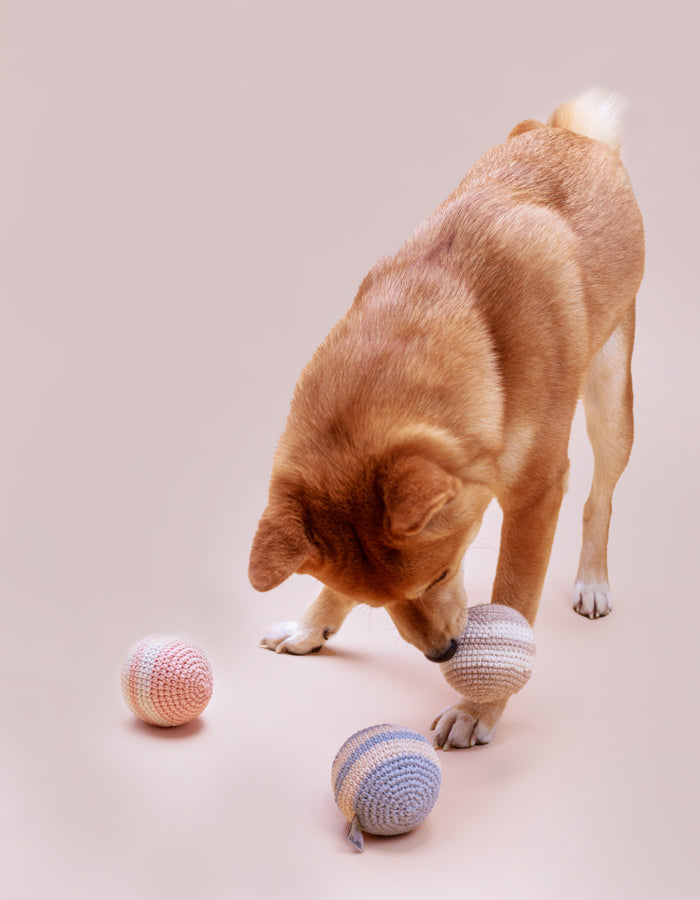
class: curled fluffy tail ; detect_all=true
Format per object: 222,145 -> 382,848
548,89 -> 624,153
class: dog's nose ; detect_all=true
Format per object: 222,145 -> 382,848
424,639 -> 459,663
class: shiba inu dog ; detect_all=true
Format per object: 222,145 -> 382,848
249,90 -> 644,749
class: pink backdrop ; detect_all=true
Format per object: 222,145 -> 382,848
2,2 -> 697,898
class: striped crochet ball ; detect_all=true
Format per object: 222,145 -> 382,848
121,637 -> 213,727
331,724 -> 442,852
440,604 -> 535,704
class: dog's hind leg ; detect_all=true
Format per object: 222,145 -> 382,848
573,305 -> 636,618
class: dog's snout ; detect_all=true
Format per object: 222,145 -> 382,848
424,638 -> 459,664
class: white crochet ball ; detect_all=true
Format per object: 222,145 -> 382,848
440,604 -> 536,703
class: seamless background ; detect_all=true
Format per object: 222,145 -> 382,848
2,2 -> 699,898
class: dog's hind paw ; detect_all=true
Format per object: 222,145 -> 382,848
260,620 -> 327,655
430,698 -> 505,750
573,581 -> 611,619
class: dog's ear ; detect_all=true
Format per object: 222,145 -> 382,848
508,118 -> 545,139
380,455 -> 460,538
249,502 -> 315,591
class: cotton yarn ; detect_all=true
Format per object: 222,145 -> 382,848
331,724 -> 442,851
440,604 -> 535,703
121,637 -> 213,727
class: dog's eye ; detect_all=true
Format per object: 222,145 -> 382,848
429,570 -> 449,589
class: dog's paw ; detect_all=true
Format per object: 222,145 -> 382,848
430,699 -> 502,750
573,581 -> 611,619
259,621 -> 328,655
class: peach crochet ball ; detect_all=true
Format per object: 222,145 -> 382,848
121,637 -> 213,727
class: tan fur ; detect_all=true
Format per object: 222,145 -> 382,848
249,92 -> 644,748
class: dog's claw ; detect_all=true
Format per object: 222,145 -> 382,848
573,581 -> 612,618
431,699 -> 503,750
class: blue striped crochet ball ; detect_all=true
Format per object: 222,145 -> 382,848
331,724 -> 442,851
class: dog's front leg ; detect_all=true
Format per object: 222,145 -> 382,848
432,473 -> 567,749
491,472 -> 568,622
260,586 -> 357,655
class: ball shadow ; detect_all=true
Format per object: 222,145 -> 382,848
126,717 -> 207,740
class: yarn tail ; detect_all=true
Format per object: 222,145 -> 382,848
547,88 -> 624,153
347,815 -> 364,852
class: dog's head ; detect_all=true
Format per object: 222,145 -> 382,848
249,434 -> 497,661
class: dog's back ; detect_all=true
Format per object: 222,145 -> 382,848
403,91 -> 644,356
273,92 -> 644,498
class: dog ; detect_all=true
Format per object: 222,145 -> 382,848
248,90 -> 644,749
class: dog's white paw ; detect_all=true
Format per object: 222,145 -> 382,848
430,700 -> 500,750
573,581 -> 611,618
260,621 -> 327,655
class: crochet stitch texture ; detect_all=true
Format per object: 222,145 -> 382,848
440,604 -> 535,702
332,724 -> 442,851
121,637 -> 213,727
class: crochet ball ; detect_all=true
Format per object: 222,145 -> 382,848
331,724 -> 442,852
121,637 -> 213,727
440,604 -> 535,703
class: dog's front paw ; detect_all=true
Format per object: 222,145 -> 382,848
430,698 -> 505,750
573,581 -> 611,618
260,621 -> 328,655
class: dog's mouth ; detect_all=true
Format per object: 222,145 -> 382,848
424,638 -> 459,663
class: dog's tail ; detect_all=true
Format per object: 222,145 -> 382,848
547,88 -> 624,153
